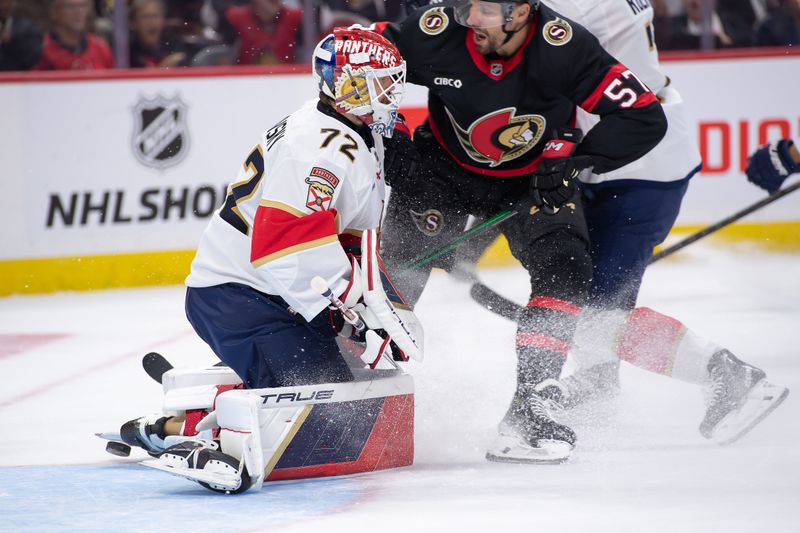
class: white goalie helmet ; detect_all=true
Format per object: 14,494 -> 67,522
312,26 -> 407,138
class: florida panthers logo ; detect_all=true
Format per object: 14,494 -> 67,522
445,107 -> 546,167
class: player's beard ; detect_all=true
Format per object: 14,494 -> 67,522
472,28 -> 505,55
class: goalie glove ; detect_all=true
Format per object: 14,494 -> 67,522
359,229 -> 424,362
321,229 -> 424,367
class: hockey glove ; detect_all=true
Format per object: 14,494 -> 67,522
382,118 -> 418,188
745,139 -> 800,194
530,129 -> 593,212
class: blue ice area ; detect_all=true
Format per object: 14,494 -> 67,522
0,464 -> 363,532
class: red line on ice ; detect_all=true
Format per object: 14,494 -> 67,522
0,333 -> 71,359
0,331 -> 192,408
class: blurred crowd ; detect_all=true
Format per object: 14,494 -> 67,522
0,0 -> 797,72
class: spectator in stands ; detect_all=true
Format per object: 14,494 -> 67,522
663,0 -> 738,49
11,0 -> 48,32
755,0 -> 800,45
34,0 -> 113,70
0,0 -> 43,70
220,0 -> 302,65
129,0 -> 187,68
318,0 -> 405,36
163,0 -> 207,38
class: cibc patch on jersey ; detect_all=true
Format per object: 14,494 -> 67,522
419,7 -> 449,35
445,106 -> 546,167
542,18 -> 573,46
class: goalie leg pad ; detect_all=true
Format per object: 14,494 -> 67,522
218,376 -> 414,484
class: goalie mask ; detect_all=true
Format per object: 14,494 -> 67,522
312,27 -> 407,138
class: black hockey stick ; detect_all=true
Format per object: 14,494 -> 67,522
649,180 -> 800,262
471,180 -> 800,321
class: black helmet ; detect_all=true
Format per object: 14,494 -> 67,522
452,1 -> 539,29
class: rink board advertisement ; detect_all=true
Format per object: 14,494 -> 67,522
0,52 -> 799,294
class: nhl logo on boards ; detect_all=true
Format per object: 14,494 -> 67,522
410,208 -> 444,236
419,7 -> 449,35
543,18 -> 573,46
132,95 -> 189,170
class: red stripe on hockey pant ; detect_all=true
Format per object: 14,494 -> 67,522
251,206 -> 338,263
617,307 -> 686,375
516,332 -> 571,356
266,394 -> 414,481
182,409 -> 207,437
527,296 -> 581,316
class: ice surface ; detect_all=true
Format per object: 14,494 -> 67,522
0,244 -> 798,532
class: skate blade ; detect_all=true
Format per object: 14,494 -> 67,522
95,431 -> 122,442
711,380 -> 789,446
141,459 -> 241,491
485,434 -> 572,465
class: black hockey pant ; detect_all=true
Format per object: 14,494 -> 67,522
381,125 -> 592,390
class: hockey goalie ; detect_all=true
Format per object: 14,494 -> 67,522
98,28 -> 424,494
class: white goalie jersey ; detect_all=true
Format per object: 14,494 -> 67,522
186,99 -> 387,322
545,0 -> 702,184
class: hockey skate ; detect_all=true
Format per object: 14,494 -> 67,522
142,440 -> 252,494
119,414 -> 170,456
559,360 -> 621,409
486,381 -> 576,464
700,350 -> 789,445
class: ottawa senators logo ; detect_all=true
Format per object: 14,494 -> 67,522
410,208 -> 444,236
543,18 -> 573,46
445,107 -> 546,167
419,7 -> 449,35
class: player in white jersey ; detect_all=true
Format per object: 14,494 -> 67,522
115,28 -> 424,472
182,26 -> 418,390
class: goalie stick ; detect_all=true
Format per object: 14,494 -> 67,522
470,180 -> 800,321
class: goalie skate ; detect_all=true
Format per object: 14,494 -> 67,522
142,440 -> 252,494
700,350 -> 789,445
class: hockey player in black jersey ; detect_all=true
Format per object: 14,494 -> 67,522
374,0 -> 667,463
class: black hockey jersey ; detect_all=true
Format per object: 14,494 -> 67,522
376,4 -> 666,177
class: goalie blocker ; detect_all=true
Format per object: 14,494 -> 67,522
139,364 -> 414,494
